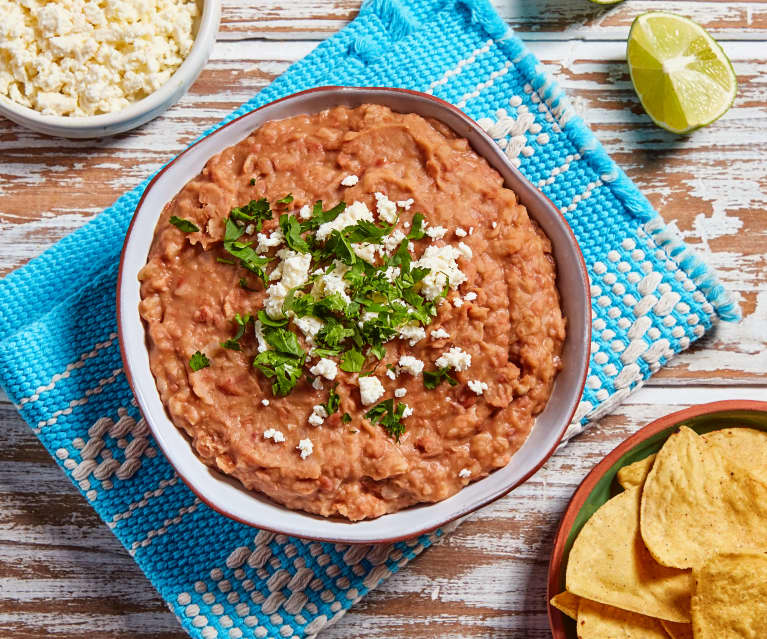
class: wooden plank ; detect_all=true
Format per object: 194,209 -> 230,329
217,0 -> 767,41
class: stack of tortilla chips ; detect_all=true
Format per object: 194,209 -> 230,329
552,426 -> 767,638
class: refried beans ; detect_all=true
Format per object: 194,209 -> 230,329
138,104 -> 565,521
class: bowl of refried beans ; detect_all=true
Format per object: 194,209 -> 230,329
118,86 -> 591,543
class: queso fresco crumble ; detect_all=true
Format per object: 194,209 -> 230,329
138,104 -> 565,520
0,0 -> 198,116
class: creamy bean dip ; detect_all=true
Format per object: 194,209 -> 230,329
138,104 -> 565,520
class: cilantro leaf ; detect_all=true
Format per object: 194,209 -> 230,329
341,412 -> 352,424
253,351 -> 303,396
339,348 -> 365,373
370,344 -> 386,360
263,326 -> 305,358
279,214 -> 309,253
230,198 -> 272,230
222,217 -> 271,283
221,313 -> 252,350
276,194 -> 294,204
325,386 -> 340,415
323,230 -> 356,265
423,367 -> 458,390
189,351 -> 210,371
249,178 -> 256,186
170,216 -> 200,233
257,310 -> 288,327
407,213 -> 425,240
365,399 -> 408,441
346,219 -> 394,244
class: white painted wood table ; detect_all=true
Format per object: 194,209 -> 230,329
1,1 -> 766,637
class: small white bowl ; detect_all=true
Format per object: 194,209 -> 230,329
0,0 -> 221,139
118,87 -> 591,544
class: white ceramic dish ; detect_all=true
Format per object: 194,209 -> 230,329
118,86 -> 591,543
0,0 -> 221,139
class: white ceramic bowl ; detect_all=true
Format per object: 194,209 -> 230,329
0,0 -> 221,138
118,86 -> 591,543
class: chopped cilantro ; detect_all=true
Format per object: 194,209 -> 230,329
189,351 -> 210,371
325,386 -> 340,415
249,178 -> 256,186
230,198 -> 272,230
370,343 -> 386,360
407,213 -> 425,240
276,193 -> 294,204
263,325 -> 305,358
279,214 -> 309,253
223,217 -> 271,283
365,399 -> 408,441
257,310 -> 288,327
300,201 -> 346,232
423,367 -> 458,390
169,216 -> 200,233
221,313 -> 252,350
217,257 -> 236,265
339,348 -> 365,373
253,351 -> 303,396
341,412 -> 352,424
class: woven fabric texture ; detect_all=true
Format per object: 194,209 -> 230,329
0,1 -> 736,638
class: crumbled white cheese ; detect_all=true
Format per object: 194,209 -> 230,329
425,226 -> 448,240
398,323 -> 426,347
308,404 -> 327,427
459,468 -> 471,478
299,205 -> 312,220
256,228 -> 284,253
457,242 -> 473,259
413,245 -> 467,300
469,227 -> 474,235
310,358 -> 338,381
394,387 -> 407,398
374,192 -> 398,224
455,227 -> 468,237
312,377 -> 324,390
453,297 -> 464,309
402,406 -> 414,418
353,242 -> 380,264
245,224 -> 255,235
253,320 -> 269,353
341,174 -> 359,187
264,249 -> 312,318
398,355 -> 424,376
492,221 -> 498,229
0,0 -> 198,116
383,229 -> 406,254
468,380 -> 488,395
386,368 -> 397,380
263,428 -> 285,443
311,261 -> 352,304
383,266 -> 401,282
359,376 -> 385,406
293,316 -> 324,345
297,438 -> 314,459
430,328 -> 450,340
435,347 -> 472,372
464,291 -> 478,302
316,200 -> 373,241
261,399 -> 270,407
397,199 -> 414,210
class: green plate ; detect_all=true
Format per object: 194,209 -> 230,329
547,400 -> 767,638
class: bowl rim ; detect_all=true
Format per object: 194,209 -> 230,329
546,399 -> 767,637
0,0 -> 221,134
117,85 -> 591,543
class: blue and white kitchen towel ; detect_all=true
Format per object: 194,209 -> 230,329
0,0 -> 738,637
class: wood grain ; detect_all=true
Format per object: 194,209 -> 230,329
0,1 -> 765,638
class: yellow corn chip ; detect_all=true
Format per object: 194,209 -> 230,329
566,486 -> 690,622
660,620 -> 693,639
640,426 -> 767,569
702,427 -> 767,483
550,591 -> 579,620
691,553 -> 767,639
577,598 -> 670,638
616,454 -> 656,489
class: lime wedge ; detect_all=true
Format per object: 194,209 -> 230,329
627,12 -> 737,134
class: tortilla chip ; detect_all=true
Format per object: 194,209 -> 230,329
702,427 -> 767,483
616,454 -> 656,489
551,591 -> 579,620
566,486 -> 691,622
660,620 -> 693,639
640,426 -> 767,569
577,598 -> 669,638
691,553 -> 767,639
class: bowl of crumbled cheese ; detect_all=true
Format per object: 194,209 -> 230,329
0,0 -> 221,138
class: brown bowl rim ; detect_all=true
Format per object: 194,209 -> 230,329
547,399 -> 767,636
117,85 -> 591,543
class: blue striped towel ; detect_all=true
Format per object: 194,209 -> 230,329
0,0 -> 737,637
